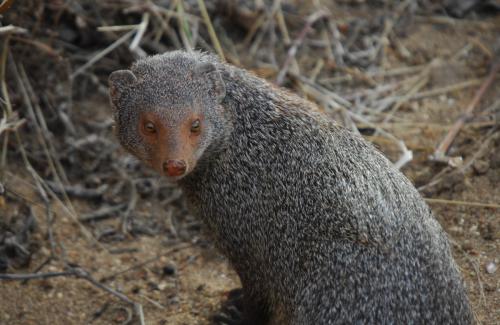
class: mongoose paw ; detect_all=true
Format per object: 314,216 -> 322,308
212,288 -> 245,325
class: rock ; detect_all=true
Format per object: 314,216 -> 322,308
444,0 -> 500,18
0,255 -> 8,272
472,160 -> 489,175
136,178 -> 155,197
484,283 -> 496,292
162,264 -> 177,276
438,172 -> 464,192
157,282 -> 168,291
480,221 -> 497,241
485,261 -> 497,274
490,150 -> 500,169
461,241 -> 474,252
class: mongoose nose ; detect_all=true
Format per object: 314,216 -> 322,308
163,160 -> 187,177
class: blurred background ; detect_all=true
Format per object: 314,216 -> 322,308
0,1 -> 499,324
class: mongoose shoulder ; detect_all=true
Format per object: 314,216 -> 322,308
109,50 -> 474,325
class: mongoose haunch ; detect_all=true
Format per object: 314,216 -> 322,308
109,51 -> 473,324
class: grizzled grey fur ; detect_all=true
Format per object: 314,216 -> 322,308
110,51 -> 474,324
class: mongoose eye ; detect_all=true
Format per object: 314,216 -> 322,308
143,121 -> 156,134
190,119 -> 201,134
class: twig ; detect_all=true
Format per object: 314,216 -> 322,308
0,271 -> 73,280
339,66 -> 377,87
374,0 -> 412,64
197,0 -> 225,61
276,10 -> 329,85
135,304 -> 145,325
34,168 -> 99,245
431,59 -> 500,163
0,111 -> 25,135
71,29 -> 136,79
419,129 -> 498,192
21,257 -> 53,284
469,37 -> 493,59
275,1 -> 290,45
129,12 -> 150,57
294,73 -> 413,169
0,267 -> 146,325
381,65 -> 430,124
176,0 -> 193,51
47,181 -> 109,199
242,13 -> 266,47
410,79 -> 481,101
3,180 -> 47,210
328,21 -> 345,68
74,268 -> 135,304
5,169 -> 99,247
10,61 -> 100,246
0,25 -> 28,34
2,48 -> 92,247
18,64 -> 71,184
97,25 -> 140,32
34,183 -> 57,257
348,111 -> 413,169
424,198 -> 500,209
113,166 -> 139,234
100,242 -> 193,282
139,294 -> 166,310
114,306 -> 133,325
86,302 -> 110,325
79,203 -> 127,222
450,239 -> 487,314
366,63 -> 429,78
459,128 -> 499,172
0,34 -> 12,175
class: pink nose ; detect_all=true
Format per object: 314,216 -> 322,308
163,160 -> 187,177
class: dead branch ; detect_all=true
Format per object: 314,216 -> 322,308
276,10 -> 329,85
432,59 -> 500,163
0,266 -> 146,325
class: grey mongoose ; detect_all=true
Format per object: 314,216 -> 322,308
109,50 -> 474,325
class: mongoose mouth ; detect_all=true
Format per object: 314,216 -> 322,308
161,170 -> 190,182
149,159 -> 193,182
163,159 -> 187,177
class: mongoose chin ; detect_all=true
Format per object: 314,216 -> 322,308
110,50 -> 474,325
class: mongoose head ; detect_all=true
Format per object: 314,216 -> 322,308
109,52 -> 227,181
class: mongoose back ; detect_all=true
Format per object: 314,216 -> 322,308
109,51 -> 474,325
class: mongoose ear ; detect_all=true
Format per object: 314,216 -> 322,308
109,70 -> 137,105
195,62 -> 226,102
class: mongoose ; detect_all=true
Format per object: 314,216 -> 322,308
109,51 -> 474,324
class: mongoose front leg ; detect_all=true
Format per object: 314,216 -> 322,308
212,288 -> 243,325
212,288 -> 269,325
